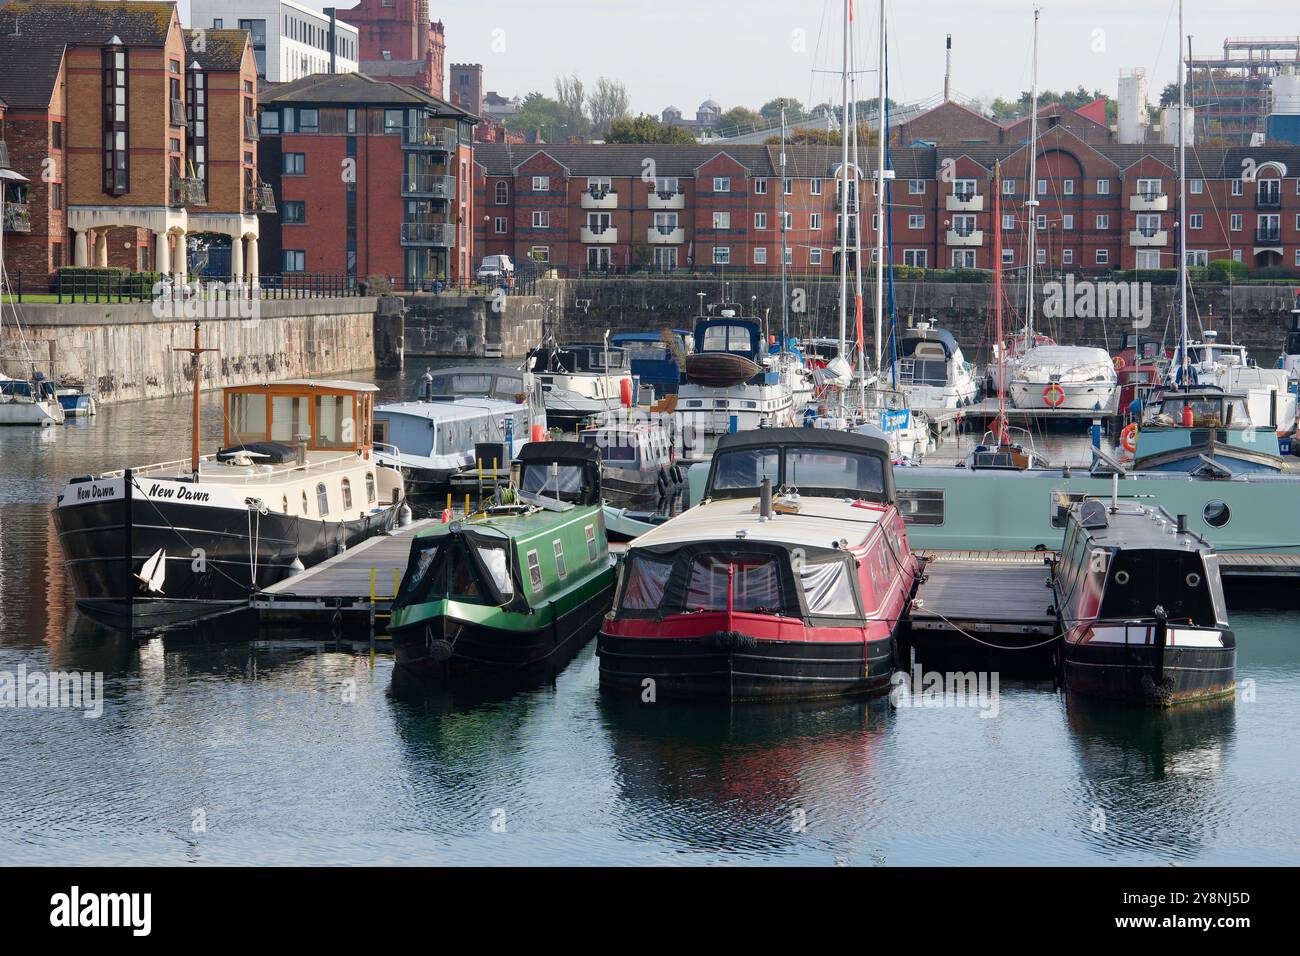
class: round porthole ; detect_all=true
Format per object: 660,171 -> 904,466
1114,570 -> 1130,585
1203,500 -> 1231,528
1186,572 -> 1202,588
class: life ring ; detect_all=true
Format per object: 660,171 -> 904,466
1113,355 -> 1126,370
1121,422 -> 1139,453
1043,383 -> 1066,408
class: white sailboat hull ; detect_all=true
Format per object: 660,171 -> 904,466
0,397 -> 65,426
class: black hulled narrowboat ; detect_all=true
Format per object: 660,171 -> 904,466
1052,498 -> 1236,706
598,428 -> 921,701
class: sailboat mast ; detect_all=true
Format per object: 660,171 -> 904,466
873,0 -> 887,394
848,26 -> 863,411
994,159 -> 1007,441
1177,0 -> 1189,385
1025,6 -> 1041,342
780,102 -> 789,353
837,0 -> 850,363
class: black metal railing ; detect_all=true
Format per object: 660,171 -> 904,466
2,202 -> 31,233
1256,227 -> 1282,244
401,173 -> 455,199
403,125 -> 456,151
171,177 -> 206,207
953,189 -> 976,202
1257,187 -> 1281,209
246,183 -> 276,213
400,221 -> 456,245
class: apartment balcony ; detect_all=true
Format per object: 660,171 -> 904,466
401,220 -> 456,247
403,125 -> 456,152
946,191 -> 984,212
1255,227 -> 1282,246
945,227 -> 984,246
647,225 -> 685,244
170,98 -> 186,128
581,187 -> 618,209
170,177 -> 207,207
1129,227 -> 1168,247
247,183 -> 277,213
244,116 -> 260,141
1129,192 -> 1169,212
647,188 -> 685,209
401,173 -> 455,200
2,202 -> 31,234
581,225 -> 618,244
1257,191 -> 1282,210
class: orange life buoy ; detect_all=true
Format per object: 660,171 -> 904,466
1043,383 -> 1066,408
1121,422 -> 1139,453
1113,354 -> 1126,370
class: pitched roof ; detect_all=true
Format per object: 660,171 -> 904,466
0,0 -> 177,47
183,29 -> 250,73
0,34 -> 65,109
259,70 -> 475,119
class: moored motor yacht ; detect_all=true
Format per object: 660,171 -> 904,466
892,321 -> 979,411
0,374 -> 65,427
597,428 -> 921,701
1053,498 -> 1235,706
52,378 -> 406,628
1009,345 -> 1118,412
1134,387 -> 1288,474
526,341 -> 631,428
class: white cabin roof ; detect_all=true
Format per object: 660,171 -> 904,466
630,496 -> 887,553
376,397 -> 522,421
253,379 -> 381,392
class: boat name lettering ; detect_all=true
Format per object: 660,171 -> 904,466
75,484 -> 119,501
146,483 -> 212,503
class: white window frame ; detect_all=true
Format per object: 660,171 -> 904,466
1063,214 -> 1074,231
1096,214 -> 1109,230
908,179 -> 925,194
1095,248 -> 1109,265
532,210 -> 549,228
809,213 -> 822,230
753,177 -> 767,194
1002,214 -> 1016,231
493,217 -> 507,234
754,211 -> 767,230
713,176 -> 731,192
531,175 -> 550,191
1096,179 -> 1110,195
529,246 -> 549,262
1231,179 -> 1244,196
712,211 -> 731,230
908,214 -> 924,230
1189,213 -> 1203,230
809,248 -> 823,265
810,178 -> 822,195
1189,178 -> 1203,194
712,246 -> 730,265
1230,214 -> 1243,232
1062,179 -> 1075,195
753,246 -> 767,264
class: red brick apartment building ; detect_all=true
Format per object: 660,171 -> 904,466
473,129 -> 1300,277
338,0 -> 445,99
0,0 -> 262,283
256,71 -> 476,286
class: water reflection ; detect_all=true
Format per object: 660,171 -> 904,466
1065,696 -> 1236,862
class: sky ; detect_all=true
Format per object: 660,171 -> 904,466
176,1 -> 1300,116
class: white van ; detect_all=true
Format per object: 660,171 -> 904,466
476,255 -> 515,282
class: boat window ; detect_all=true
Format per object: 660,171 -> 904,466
1098,549 -> 1217,627
270,395 -> 310,443
897,488 -> 945,526
553,540 -> 567,579
316,482 -> 329,515
341,478 -> 353,511
586,524 -> 598,562
618,553 -> 673,611
521,463 -> 585,501
701,324 -> 755,354
582,432 -> 636,462
301,491 -> 309,514
686,554 -> 787,614
786,448 -> 884,498
314,394 -> 357,449
282,495 -> 289,514
474,542 -> 513,597
229,393 -> 267,444
799,559 -> 859,616
712,447 -> 780,491
526,550 -> 543,592
394,540 -> 440,609
366,472 -> 376,504
1203,500 -> 1231,528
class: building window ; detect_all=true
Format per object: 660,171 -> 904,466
532,176 -> 550,191
316,483 -> 329,516
1096,178 -> 1109,195
783,178 -> 793,195
809,213 -> 821,230
1231,179 -> 1243,197
532,210 -> 549,228
1036,178 -> 1047,195
495,181 -> 508,204
1095,249 -> 1109,264
1096,214 -> 1109,230
1062,249 -> 1073,264
1231,213 -> 1243,231
810,178 -> 822,195
713,176 -> 731,192
383,109 -> 404,133
781,211 -> 791,231
1001,248 -> 1014,266
754,212 -> 767,230
1062,179 -> 1074,195
298,108 -> 319,133
260,111 -> 280,135
908,214 -> 924,229
712,246 -> 730,265
1037,215 -> 1047,230
529,246 -> 549,262
1063,214 -> 1074,230
494,217 -> 507,234
754,177 -> 767,194
102,44 -> 129,194
1036,249 -> 1047,265
283,250 -> 306,272
282,201 -> 306,223
51,183 -> 63,210
1003,214 -> 1015,231
1232,249 -> 1242,262
1189,178 -> 1203,194
904,249 -> 927,268
1189,213 -> 1203,229
753,247 -> 767,264
1002,178 -> 1016,195
51,121 -> 63,149
908,179 -> 925,194
712,211 -> 730,230
283,152 -> 306,175
1136,177 -> 1162,197
809,248 -> 823,265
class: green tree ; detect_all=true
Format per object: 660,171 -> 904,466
506,91 -> 566,138
554,74 -> 590,138
587,77 -> 631,137
760,97 -> 804,121
605,115 -> 697,145
718,106 -> 762,133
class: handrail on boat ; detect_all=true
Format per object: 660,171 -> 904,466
100,451 -> 372,484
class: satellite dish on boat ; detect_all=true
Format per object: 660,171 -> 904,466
135,549 -> 167,595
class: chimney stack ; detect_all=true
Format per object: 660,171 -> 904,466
943,34 -> 952,101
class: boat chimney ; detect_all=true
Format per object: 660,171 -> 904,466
1110,472 -> 1119,513
295,432 -> 309,466
1177,513 -> 1187,534
760,477 -> 773,519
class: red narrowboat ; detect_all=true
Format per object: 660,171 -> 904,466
597,428 -> 921,701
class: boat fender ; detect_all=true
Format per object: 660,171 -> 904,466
424,627 -> 455,663
706,630 -> 758,650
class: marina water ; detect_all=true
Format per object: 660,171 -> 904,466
1,369 -> 1297,865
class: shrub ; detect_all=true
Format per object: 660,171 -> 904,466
1206,258 -> 1249,283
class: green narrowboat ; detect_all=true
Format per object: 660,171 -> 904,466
388,442 -> 617,676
